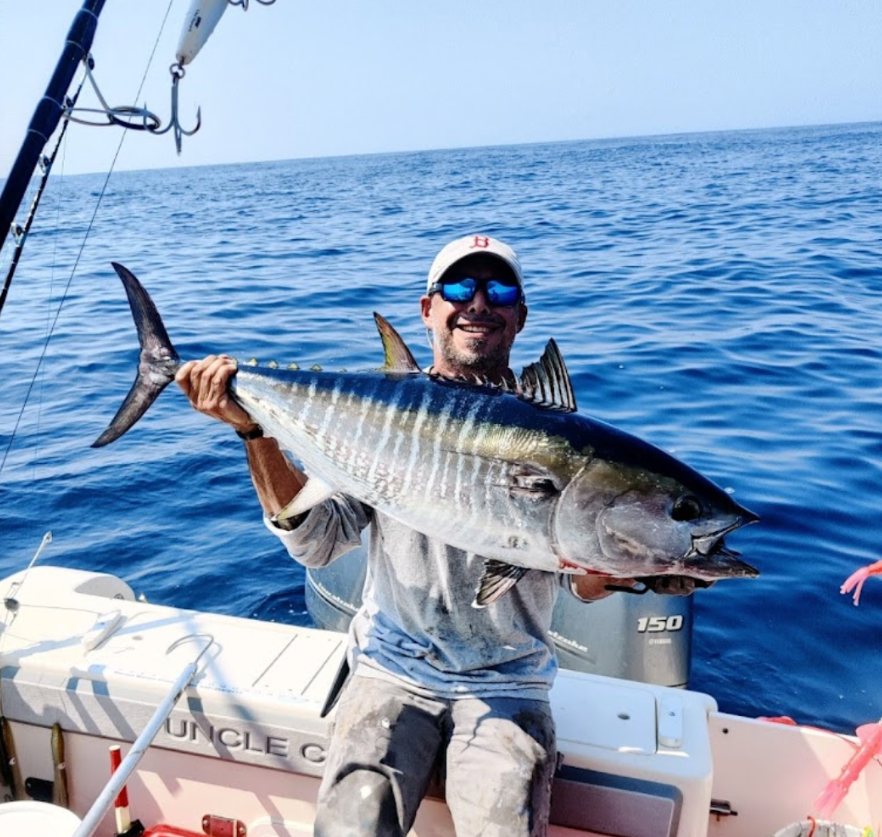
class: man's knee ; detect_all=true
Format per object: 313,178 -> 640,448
315,768 -> 403,837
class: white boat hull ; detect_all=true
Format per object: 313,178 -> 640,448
0,567 -> 878,837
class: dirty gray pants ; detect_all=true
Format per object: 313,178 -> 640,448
314,674 -> 556,837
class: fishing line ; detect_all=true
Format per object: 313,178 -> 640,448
0,0 -> 177,477
30,116 -> 73,482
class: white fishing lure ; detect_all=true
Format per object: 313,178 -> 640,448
176,0 -> 230,66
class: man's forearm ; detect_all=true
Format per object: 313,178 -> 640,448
242,436 -> 307,517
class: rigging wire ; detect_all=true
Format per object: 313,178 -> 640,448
1,0 -> 177,476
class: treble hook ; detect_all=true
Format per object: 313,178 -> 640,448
150,63 -> 201,154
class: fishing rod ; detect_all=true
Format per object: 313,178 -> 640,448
0,0 -> 106,261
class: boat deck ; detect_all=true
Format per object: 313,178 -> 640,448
0,567 -> 879,837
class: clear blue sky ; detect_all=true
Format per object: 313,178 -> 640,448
2,1 -> 880,176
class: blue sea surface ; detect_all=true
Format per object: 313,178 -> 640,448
2,122 -> 882,733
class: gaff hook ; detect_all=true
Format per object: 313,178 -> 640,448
150,63 -> 201,154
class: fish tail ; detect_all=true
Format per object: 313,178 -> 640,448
92,263 -> 181,448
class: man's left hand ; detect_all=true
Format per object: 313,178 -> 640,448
638,576 -> 716,596
571,575 -> 638,601
570,574 -> 715,601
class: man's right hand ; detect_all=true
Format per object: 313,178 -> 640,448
175,355 -> 257,434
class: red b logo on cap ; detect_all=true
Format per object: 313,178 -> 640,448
470,235 -> 490,249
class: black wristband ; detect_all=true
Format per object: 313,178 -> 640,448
235,424 -> 264,441
273,511 -> 308,531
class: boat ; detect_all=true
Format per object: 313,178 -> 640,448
2,3 -> 881,837
1,562 -> 880,837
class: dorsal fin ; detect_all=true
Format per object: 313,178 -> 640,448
518,339 -> 577,412
374,313 -> 422,373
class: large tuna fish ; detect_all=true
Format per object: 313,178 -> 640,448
95,263 -> 758,605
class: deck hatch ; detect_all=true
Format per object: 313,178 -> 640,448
550,765 -> 682,837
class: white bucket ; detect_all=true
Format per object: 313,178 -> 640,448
0,800 -> 82,837
773,821 -> 867,837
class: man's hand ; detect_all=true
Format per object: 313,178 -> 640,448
639,576 -> 716,596
175,354 -> 256,433
571,575 -> 715,600
571,575 -> 639,601
176,355 -> 308,518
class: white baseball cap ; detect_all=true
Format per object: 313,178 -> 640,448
426,235 -> 524,297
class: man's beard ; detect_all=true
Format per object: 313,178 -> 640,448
435,328 -> 510,374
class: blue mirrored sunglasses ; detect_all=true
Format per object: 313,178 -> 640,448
428,276 -> 522,307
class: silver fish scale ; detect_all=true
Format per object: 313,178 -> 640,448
232,368 -> 565,569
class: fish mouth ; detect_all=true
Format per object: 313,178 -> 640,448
690,516 -> 751,555
685,513 -> 760,579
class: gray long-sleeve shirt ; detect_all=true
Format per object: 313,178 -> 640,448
266,494 -> 562,701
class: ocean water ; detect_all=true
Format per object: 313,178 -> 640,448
2,122 -> 882,734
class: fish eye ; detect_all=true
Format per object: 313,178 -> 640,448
672,495 -> 703,522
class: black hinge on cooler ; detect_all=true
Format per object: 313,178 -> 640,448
202,814 -> 247,837
710,799 -> 739,818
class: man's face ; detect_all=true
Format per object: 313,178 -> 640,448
420,255 -> 528,381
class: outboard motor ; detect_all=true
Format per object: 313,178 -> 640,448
305,535 -> 692,688
548,579 -> 691,686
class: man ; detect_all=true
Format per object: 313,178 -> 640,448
176,235 -> 687,837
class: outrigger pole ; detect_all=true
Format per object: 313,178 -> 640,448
0,0 -> 106,258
